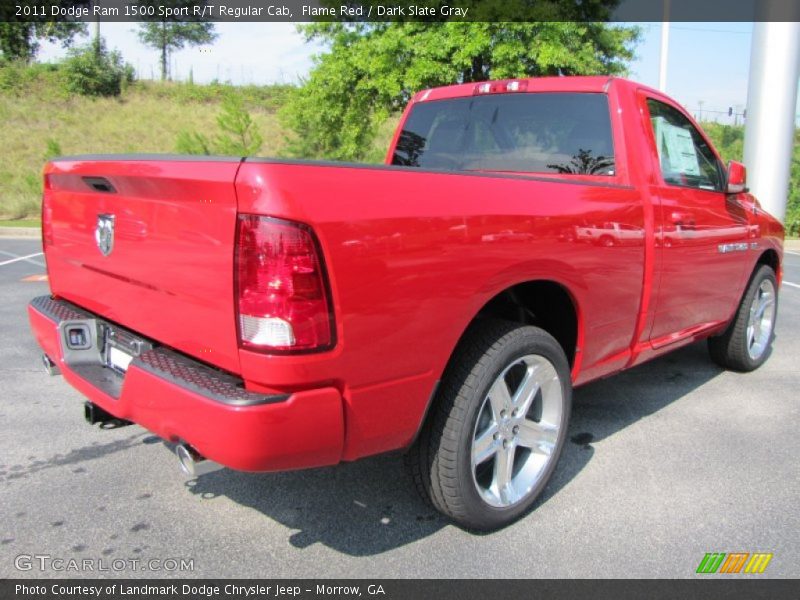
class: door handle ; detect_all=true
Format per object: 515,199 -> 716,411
670,211 -> 694,226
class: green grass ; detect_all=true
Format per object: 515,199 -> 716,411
0,68 -> 291,219
0,218 -> 40,227
0,64 -> 399,219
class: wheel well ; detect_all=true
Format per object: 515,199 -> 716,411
757,248 -> 779,274
475,281 -> 578,367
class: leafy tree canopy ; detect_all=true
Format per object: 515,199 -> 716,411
281,17 -> 640,161
63,36 -> 134,97
137,1 -> 216,80
138,22 -> 216,80
0,0 -> 86,62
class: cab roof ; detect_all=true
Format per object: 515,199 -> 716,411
412,76 -> 649,103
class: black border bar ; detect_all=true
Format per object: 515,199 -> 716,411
3,0 -> 800,23
3,579 -> 800,600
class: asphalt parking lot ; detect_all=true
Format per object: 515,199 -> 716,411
0,235 -> 798,579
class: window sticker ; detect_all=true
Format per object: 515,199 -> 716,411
653,117 -> 701,177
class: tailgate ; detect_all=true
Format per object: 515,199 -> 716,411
43,156 -> 243,374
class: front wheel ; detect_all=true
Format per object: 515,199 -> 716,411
708,264 -> 778,372
407,320 -> 572,530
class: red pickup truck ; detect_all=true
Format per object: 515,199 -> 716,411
29,76 -> 783,530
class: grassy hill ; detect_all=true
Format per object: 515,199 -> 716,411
0,63 -> 294,219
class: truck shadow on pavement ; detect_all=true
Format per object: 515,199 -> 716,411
185,341 -> 726,556
539,340 -> 735,511
0,433 -> 146,485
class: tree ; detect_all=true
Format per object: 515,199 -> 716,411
281,18 -> 640,161
62,36 -> 134,97
175,95 -> 263,156
137,3 -> 216,81
0,20 -> 86,63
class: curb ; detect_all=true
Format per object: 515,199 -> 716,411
0,227 -> 41,239
785,239 -> 800,251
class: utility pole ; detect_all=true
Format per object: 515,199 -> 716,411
90,0 -> 100,56
658,0 -> 670,92
743,9 -> 800,222
698,100 -> 704,122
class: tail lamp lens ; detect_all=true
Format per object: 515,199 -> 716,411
235,215 -> 334,352
42,175 -> 54,249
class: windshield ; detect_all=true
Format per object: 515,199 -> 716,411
392,92 -> 615,176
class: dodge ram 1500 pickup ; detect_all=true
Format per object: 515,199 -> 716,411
29,76 -> 784,530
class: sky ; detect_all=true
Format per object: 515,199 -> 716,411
37,21 -> 795,126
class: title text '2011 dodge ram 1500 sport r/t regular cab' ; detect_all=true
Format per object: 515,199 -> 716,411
29,77 -> 784,530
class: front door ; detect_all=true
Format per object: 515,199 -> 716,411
644,96 -> 750,343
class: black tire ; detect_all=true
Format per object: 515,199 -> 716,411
406,319 -> 572,530
708,264 -> 778,372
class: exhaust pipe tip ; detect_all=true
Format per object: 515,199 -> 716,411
176,443 -> 223,478
84,401 -> 131,428
42,353 -> 60,376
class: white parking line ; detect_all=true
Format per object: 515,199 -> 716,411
784,281 -> 800,289
0,252 -> 44,267
786,250 -> 800,257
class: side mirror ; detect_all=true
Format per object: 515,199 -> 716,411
727,161 -> 747,194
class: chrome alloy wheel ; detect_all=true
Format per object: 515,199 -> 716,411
746,278 -> 776,360
470,354 -> 563,508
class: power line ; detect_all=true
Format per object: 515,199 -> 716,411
688,107 -> 741,116
671,26 -> 751,35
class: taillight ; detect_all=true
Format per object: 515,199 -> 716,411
42,174 -> 54,249
235,215 -> 335,353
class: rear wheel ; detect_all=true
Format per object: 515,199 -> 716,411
407,319 -> 571,530
708,264 -> 778,372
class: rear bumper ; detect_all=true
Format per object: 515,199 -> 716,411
28,296 -> 344,472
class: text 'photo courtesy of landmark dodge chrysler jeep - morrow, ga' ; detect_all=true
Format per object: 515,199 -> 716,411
29,77 -> 784,530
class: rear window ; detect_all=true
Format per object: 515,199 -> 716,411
392,92 -> 615,176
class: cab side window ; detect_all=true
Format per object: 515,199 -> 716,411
646,99 -> 723,192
